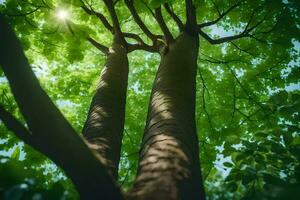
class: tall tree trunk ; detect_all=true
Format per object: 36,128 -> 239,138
0,15 -> 124,200
82,41 -> 129,178
129,32 -> 205,200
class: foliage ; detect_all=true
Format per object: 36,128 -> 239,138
0,0 -> 300,199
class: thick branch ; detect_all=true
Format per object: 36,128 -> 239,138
124,0 -> 157,42
185,0 -> 197,33
163,3 -> 184,31
0,105 -> 34,146
87,37 -> 109,54
81,3 -> 145,46
155,7 -> 174,44
123,32 -> 144,44
103,0 -> 126,44
82,0 -> 158,52
127,43 -> 160,53
81,3 -> 113,32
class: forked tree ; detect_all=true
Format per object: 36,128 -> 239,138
0,0 -> 299,199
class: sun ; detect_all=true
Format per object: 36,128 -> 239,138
56,9 -> 69,21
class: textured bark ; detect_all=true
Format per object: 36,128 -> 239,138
129,32 -> 205,200
0,15 -> 124,200
83,41 -> 129,178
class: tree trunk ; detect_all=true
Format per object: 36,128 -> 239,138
0,15 -> 124,200
82,41 -> 129,178
129,32 -> 205,200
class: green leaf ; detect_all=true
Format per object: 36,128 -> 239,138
291,137 -> 300,146
149,0 -> 169,8
242,173 -> 256,185
11,147 -> 20,160
227,182 -> 238,192
270,91 -> 288,105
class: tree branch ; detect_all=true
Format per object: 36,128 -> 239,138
255,57 -> 287,77
163,3 -> 184,32
0,104 -> 35,146
230,42 -> 258,57
238,108 -> 261,125
201,54 -> 272,113
198,1 -> 242,28
81,1 -> 146,47
155,7 -> 174,44
198,17 -> 268,45
87,37 -> 109,54
127,43 -> 160,53
3,6 -> 43,17
198,2 -> 271,44
123,32 -> 144,44
81,3 -> 113,32
113,0 -> 121,6
201,80 -> 215,134
230,80 -> 236,125
141,0 -> 156,17
184,0 -> 197,33
198,28 -> 251,44
82,0 -> 161,52
124,0 -> 157,42
103,0 -> 126,45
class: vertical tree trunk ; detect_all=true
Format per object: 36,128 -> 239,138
82,41 -> 129,178
129,32 -> 205,200
0,15 -> 124,200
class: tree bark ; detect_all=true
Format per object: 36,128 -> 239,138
83,41 -> 129,179
0,15 -> 124,200
129,32 -> 205,200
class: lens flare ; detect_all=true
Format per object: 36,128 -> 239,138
56,9 -> 69,20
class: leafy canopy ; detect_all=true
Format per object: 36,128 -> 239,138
0,0 -> 300,199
